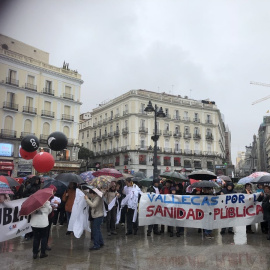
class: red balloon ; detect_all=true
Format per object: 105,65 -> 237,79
20,148 -> 37,160
33,152 -> 55,173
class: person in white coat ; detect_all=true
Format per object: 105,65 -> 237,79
30,200 -> 52,259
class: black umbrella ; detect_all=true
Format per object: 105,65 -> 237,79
55,173 -> 85,186
190,181 -> 219,188
159,171 -> 188,182
43,178 -> 68,197
0,175 -> 20,187
133,171 -> 146,179
188,170 -> 217,180
252,175 -> 270,184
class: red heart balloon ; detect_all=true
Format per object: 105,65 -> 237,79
33,152 -> 55,173
20,148 -> 37,160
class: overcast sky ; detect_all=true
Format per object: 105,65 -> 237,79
1,0 -> 270,165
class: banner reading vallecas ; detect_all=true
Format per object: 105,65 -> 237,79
0,198 -> 32,242
139,193 -> 264,229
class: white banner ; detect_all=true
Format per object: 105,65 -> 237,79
139,193 -> 264,230
0,198 -> 32,242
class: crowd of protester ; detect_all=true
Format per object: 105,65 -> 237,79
1,174 -> 270,259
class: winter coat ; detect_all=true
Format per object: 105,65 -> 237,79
23,183 -> 40,198
62,188 -> 76,212
257,194 -> 270,222
85,195 -> 104,218
30,201 -> 52,228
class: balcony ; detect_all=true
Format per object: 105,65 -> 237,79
92,137 -> 97,143
173,115 -> 181,121
122,127 -> 129,135
25,83 -> 37,91
6,77 -> 19,87
204,151 -> 216,156
206,134 -> 214,141
182,117 -> 190,122
103,118 -> 108,124
97,136 -> 102,142
21,132 -> 35,139
194,150 -> 202,155
184,149 -> 192,155
174,149 -> 182,154
3,102 -> 18,111
62,93 -> 74,100
163,130 -> 172,137
108,149 -> 114,154
193,134 -> 201,140
40,134 -> 48,143
193,118 -> 200,123
41,110 -> 54,118
152,129 -> 162,135
98,120 -> 102,126
138,110 -> 147,115
42,88 -> 55,96
22,106 -> 37,115
114,113 -> 120,119
164,148 -> 172,153
205,120 -> 213,124
123,110 -> 129,116
102,133 -> 108,139
183,132 -> 191,139
165,114 -> 171,119
173,132 -> 181,138
136,145 -> 148,151
108,132 -> 114,139
62,114 -> 74,122
1,129 -> 16,138
121,145 -> 130,152
93,123 -> 98,127
139,127 -> 148,134
114,130 -> 120,137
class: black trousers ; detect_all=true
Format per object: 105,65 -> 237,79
148,224 -> 159,233
126,208 -> 138,233
32,226 -> 48,255
107,206 -> 117,232
52,208 -> 65,225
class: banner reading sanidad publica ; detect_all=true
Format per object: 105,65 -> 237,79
139,193 -> 264,230
0,198 -> 31,242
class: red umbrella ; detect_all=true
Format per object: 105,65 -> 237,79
0,175 -> 20,187
19,188 -> 54,216
92,168 -> 123,178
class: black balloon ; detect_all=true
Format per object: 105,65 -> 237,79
21,135 -> 40,152
47,132 -> 68,151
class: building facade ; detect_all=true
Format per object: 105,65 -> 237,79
0,34 -> 83,176
79,90 -> 227,177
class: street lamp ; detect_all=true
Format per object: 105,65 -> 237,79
144,100 -> 166,180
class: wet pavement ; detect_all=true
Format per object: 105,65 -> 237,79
1,223 -> 270,270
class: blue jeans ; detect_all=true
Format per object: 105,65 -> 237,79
92,216 -> 104,248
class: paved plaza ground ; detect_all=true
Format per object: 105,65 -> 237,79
1,223 -> 270,270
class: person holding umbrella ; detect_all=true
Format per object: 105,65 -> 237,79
84,189 -> 104,250
242,183 -> 255,234
30,198 -> 52,259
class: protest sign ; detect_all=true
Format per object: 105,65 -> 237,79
139,193 -> 264,229
0,198 -> 31,242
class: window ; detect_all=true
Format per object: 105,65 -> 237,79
63,126 -> 69,138
94,131 -> 96,137
207,128 -> 211,136
104,128 -> 107,135
45,80 -> 52,92
184,126 -> 189,134
44,101 -> 51,111
165,123 -> 169,131
175,110 -> 179,119
124,120 -> 128,128
165,108 -> 169,116
87,131 -> 89,138
124,104 -> 128,112
165,139 -> 169,150
27,75 -> 35,85
110,111 -> 113,120
7,92 -> 15,104
207,143 -> 212,152
141,103 -> 145,113
116,124 -> 119,131
110,125 -> 113,132
26,97 -> 33,107
184,111 -> 188,120
105,113 -> 107,119
140,137 -> 145,148
194,127 -> 199,135
24,119 -> 32,133
99,129 -> 101,136
43,122 -> 50,135
65,86 -> 71,94
124,136 -> 128,146
64,105 -> 71,115
185,141 -> 190,150
4,116 -> 13,130
82,132 -> 84,139
175,126 -> 179,134
175,141 -> 180,151
100,115 -> 102,121
140,119 -> 145,128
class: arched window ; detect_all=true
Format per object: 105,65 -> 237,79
24,119 -> 32,133
43,122 -> 50,135
63,126 -> 70,138
4,116 -> 13,130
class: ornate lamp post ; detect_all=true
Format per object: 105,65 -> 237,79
144,101 -> 166,180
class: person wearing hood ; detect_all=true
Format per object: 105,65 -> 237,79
147,179 -> 161,236
220,182 -> 236,234
257,185 -> 270,240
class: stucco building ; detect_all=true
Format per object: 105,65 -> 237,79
0,34 -> 83,176
79,90 -> 227,176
